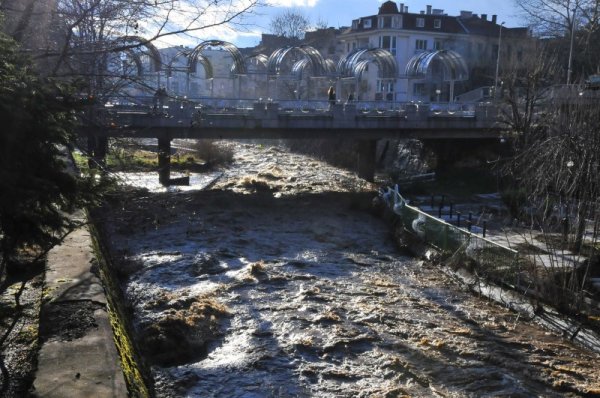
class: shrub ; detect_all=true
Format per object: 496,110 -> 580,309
191,140 -> 234,166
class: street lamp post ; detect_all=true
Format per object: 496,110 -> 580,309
567,8 -> 577,85
494,22 -> 505,98
120,52 -> 127,77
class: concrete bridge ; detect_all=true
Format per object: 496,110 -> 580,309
84,97 -> 506,183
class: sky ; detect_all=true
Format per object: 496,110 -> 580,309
155,0 -> 526,48
227,0 -> 523,48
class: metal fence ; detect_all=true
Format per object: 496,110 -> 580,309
380,185 -> 523,288
380,185 -> 600,316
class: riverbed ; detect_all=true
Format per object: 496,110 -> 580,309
98,141 -> 600,397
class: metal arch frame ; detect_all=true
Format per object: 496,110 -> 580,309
405,50 -> 469,81
266,45 -> 330,77
323,59 -> 337,75
188,40 -> 247,77
338,48 -> 398,79
166,50 -> 213,79
291,58 -> 311,80
245,54 -> 269,71
112,36 -> 162,74
114,48 -> 144,76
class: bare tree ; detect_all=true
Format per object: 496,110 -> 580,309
312,17 -> 329,31
516,0 -> 600,82
269,9 -> 310,40
496,41 -> 600,312
2,0 -> 261,95
516,0 -> 598,36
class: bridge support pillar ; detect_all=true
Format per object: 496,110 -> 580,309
87,135 -> 108,169
158,137 -> 171,186
357,140 -> 377,182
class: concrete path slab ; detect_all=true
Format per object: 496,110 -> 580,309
31,223 -> 127,397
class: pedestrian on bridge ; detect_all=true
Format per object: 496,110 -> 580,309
153,87 -> 168,113
328,86 -> 336,109
346,92 -> 354,104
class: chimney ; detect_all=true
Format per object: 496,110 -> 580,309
399,3 -> 404,13
492,14 -> 497,24
460,11 -> 472,18
427,5 -> 432,14
481,14 -> 487,21
404,6 -> 408,13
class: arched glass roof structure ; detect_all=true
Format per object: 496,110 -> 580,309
188,40 -> 246,76
338,48 -> 398,79
267,45 -> 332,77
112,36 -> 162,74
405,50 -> 469,81
166,50 -> 214,79
246,54 -> 269,69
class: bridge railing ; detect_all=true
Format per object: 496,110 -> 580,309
454,86 -> 494,103
101,95 -> 488,119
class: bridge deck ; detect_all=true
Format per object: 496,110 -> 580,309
85,100 -> 505,141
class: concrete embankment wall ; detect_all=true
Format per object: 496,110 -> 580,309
87,213 -> 154,397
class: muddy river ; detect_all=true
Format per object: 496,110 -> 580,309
98,141 -> 600,397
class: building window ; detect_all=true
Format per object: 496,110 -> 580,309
392,16 -> 402,28
352,20 -> 358,29
378,16 -> 392,28
416,18 -> 425,28
413,83 -> 425,96
378,81 -> 394,92
434,19 -> 441,29
363,19 -> 372,29
379,36 -> 397,55
434,40 -> 443,50
415,39 -> 427,50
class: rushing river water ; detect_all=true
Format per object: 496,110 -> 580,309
99,141 -> 600,397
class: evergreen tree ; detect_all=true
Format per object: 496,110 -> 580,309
0,31 -> 107,284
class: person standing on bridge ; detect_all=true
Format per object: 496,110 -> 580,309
153,87 -> 168,113
328,86 -> 336,109
346,92 -> 354,104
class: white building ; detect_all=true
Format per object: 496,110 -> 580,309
338,1 -> 531,102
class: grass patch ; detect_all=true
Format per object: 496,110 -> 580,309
106,149 -> 158,171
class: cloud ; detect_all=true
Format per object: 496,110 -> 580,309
267,0 -> 319,7
138,0 -> 261,48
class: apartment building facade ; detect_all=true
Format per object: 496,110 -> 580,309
338,1 -> 531,102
